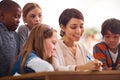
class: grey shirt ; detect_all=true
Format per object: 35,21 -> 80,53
17,25 -> 30,49
0,23 -> 20,77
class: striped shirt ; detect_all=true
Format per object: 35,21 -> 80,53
93,41 -> 120,70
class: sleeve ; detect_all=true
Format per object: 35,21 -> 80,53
0,35 -> 2,46
93,44 -> 110,70
27,57 -> 54,72
52,42 -> 76,71
17,25 -> 28,49
78,43 -> 94,63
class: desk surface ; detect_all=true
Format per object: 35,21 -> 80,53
1,70 -> 120,80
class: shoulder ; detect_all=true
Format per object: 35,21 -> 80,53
17,25 -> 29,37
56,39 -> 62,44
26,51 -> 38,62
13,31 -> 20,40
18,25 -> 28,29
55,39 -> 63,49
27,51 -> 52,67
118,44 -> 120,50
77,42 -> 91,54
77,42 -> 84,47
17,25 -> 29,32
94,41 -> 107,49
27,55 -> 54,72
77,42 -> 87,50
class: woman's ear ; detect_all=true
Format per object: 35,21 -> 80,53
60,24 -> 65,32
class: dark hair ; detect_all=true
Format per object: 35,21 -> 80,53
101,18 -> 120,36
59,8 -> 84,36
0,0 -> 21,13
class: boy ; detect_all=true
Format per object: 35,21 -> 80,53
93,18 -> 120,70
0,0 -> 21,77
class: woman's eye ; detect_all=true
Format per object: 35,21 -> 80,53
71,26 -> 76,29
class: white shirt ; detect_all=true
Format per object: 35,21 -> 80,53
27,57 -> 54,72
109,49 -> 118,63
52,39 -> 92,71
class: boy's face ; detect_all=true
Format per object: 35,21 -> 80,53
2,7 -> 21,31
103,30 -> 120,50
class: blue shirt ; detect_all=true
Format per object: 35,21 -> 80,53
11,51 -> 54,75
0,23 -> 20,77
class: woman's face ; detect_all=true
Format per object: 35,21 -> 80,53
24,7 -> 42,29
44,31 -> 58,58
103,30 -> 120,50
62,18 -> 84,41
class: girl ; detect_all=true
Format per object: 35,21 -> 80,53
11,24 -> 57,75
17,3 -> 42,49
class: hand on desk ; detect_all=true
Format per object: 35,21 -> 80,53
75,59 -> 103,71
116,64 -> 120,70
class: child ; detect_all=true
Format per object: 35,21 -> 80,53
93,18 -> 120,70
11,24 -> 57,75
17,2 -> 42,49
0,0 -> 21,77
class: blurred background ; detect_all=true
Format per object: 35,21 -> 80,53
7,0 -> 120,53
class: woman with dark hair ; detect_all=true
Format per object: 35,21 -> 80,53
52,8 -> 102,71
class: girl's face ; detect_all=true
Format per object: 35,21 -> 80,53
24,7 -> 42,29
44,31 -> 58,58
103,30 -> 120,50
62,18 -> 84,41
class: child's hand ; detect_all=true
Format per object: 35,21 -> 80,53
116,64 -> 120,70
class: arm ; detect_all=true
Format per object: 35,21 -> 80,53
0,35 -> 2,47
52,42 -> 76,71
17,25 -> 28,49
75,43 -> 102,71
27,57 -> 54,72
52,51 -> 76,71
93,43 -> 112,70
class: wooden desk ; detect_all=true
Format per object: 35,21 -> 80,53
0,70 -> 120,80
